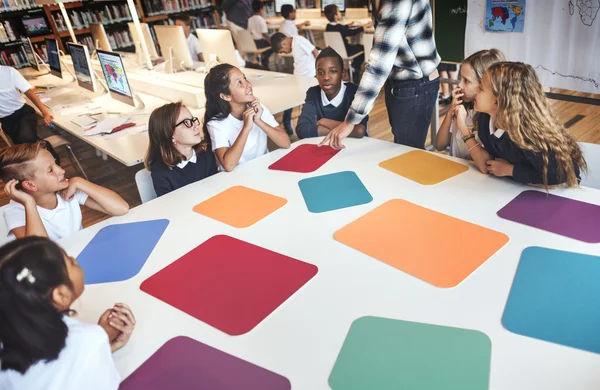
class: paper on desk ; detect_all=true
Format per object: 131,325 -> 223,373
102,124 -> 148,139
83,117 -> 131,136
59,103 -> 102,116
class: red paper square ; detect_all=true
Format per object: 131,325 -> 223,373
269,144 -> 340,173
140,235 -> 318,335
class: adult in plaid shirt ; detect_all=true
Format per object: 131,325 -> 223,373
320,0 -> 441,149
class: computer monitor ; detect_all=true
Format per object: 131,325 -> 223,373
45,38 -> 62,78
96,50 -> 135,107
90,23 -> 112,52
322,0 -> 346,11
275,0 -> 295,13
196,29 -> 237,67
21,37 -> 40,71
68,43 -> 97,93
154,25 -> 194,70
128,22 -> 159,59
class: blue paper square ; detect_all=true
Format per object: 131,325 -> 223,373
503,247 -> 600,354
298,171 -> 372,213
78,219 -> 169,284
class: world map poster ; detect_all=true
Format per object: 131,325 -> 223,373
485,0 -> 526,32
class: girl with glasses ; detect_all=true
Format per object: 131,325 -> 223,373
144,102 -> 218,197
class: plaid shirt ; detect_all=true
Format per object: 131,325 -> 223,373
346,0 -> 440,124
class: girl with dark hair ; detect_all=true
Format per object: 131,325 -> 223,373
145,101 -> 218,197
0,237 -> 136,390
203,64 -> 290,172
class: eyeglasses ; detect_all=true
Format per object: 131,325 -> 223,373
175,117 -> 200,128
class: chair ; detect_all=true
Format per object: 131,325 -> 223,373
296,9 -> 321,19
363,33 -> 374,64
233,30 -> 271,66
579,142 -> 600,190
345,8 -> 370,19
324,31 -> 364,81
0,125 -> 88,180
135,168 -> 157,203
0,205 -> 13,247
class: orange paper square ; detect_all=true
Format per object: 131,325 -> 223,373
379,150 -> 469,185
193,186 -> 287,228
334,200 -> 509,288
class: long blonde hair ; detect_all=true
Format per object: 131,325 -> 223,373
486,62 -> 586,188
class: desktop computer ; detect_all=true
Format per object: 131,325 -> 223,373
96,49 -> 136,107
275,0 -> 295,13
90,23 -> 112,52
128,22 -> 159,59
45,38 -> 62,78
196,29 -> 237,67
322,0 -> 346,11
21,37 -> 45,73
67,42 -> 98,93
154,25 -> 195,71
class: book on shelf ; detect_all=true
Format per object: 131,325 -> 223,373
163,12 -> 217,29
107,30 -> 133,49
142,0 -> 212,17
54,4 -> 133,31
0,49 -> 28,68
0,0 -> 40,13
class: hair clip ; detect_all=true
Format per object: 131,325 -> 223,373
16,267 -> 35,284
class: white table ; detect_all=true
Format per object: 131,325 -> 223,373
59,137 -> 600,389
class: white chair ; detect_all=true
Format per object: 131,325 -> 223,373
363,33 -> 374,65
324,31 -> 364,81
345,8 -> 369,19
135,168 -> 157,203
296,9 -> 321,19
233,30 -> 271,66
0,205 -> 13,247
579,142 -> 600,190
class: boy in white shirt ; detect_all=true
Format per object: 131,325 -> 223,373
247,1 -> 272,65
0,141 -> 129,241
271,32 -> 318,78
174,14 -> 203,62
0,65 -> 59,162
279,4 -> 310,37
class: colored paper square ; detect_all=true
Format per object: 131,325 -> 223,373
334,200 -> 509,288
298,171 -> 373,213
329,316 -> 491,390
119,336 -> 291,390
77,219 -> 169,285
503,247 -> 600,354
140,235 -> 318,335
379,150 -> 469,185
497,190 -> 600,243
193,186 -> 287,228
269,144 -> 340,173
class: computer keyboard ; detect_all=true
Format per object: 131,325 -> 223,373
70,115 -> 97,128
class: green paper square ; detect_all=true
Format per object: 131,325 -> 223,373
329,317 -> 492,390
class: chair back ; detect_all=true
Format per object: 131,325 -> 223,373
233,29 -> 259,54
135,169 -> 158,203
324,31 -> 349,58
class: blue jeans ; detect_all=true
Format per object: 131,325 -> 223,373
385,76 -> 440,149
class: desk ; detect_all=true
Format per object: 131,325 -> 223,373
59,137 -> 600,389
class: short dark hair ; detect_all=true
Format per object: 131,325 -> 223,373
270,32 -> 288,53
252,0 -> 264,13
0,237 -> 73,374
324,4 -> 338,22
281,4 -> 295,19
174,14 -> 193,28
316,46 -> 344,70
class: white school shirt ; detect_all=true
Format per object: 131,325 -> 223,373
207,104 -> 279,169
0,65 -> 32,118
248,15 -> 268,40
3,191 -> 88,242
279,19 -> 299,37
0,316 -> 120,390
449,109 -> 474,160
186,33 -> 203,60
292,35 -> 316,77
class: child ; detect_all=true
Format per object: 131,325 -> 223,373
0,141 -> 129,241
296,47 -> 367,139
0,237 -> 136,390
324,4 -> 364,83
145,102 -> 218,197
247,1 -> 272,65
279,4 -> 310,37
174,14 -> 203,62
0,65 -> 59,162
455,61 -> 586,188
203,64 -> 290,172
435,49 -> 505,160
271,32 -> 318,78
